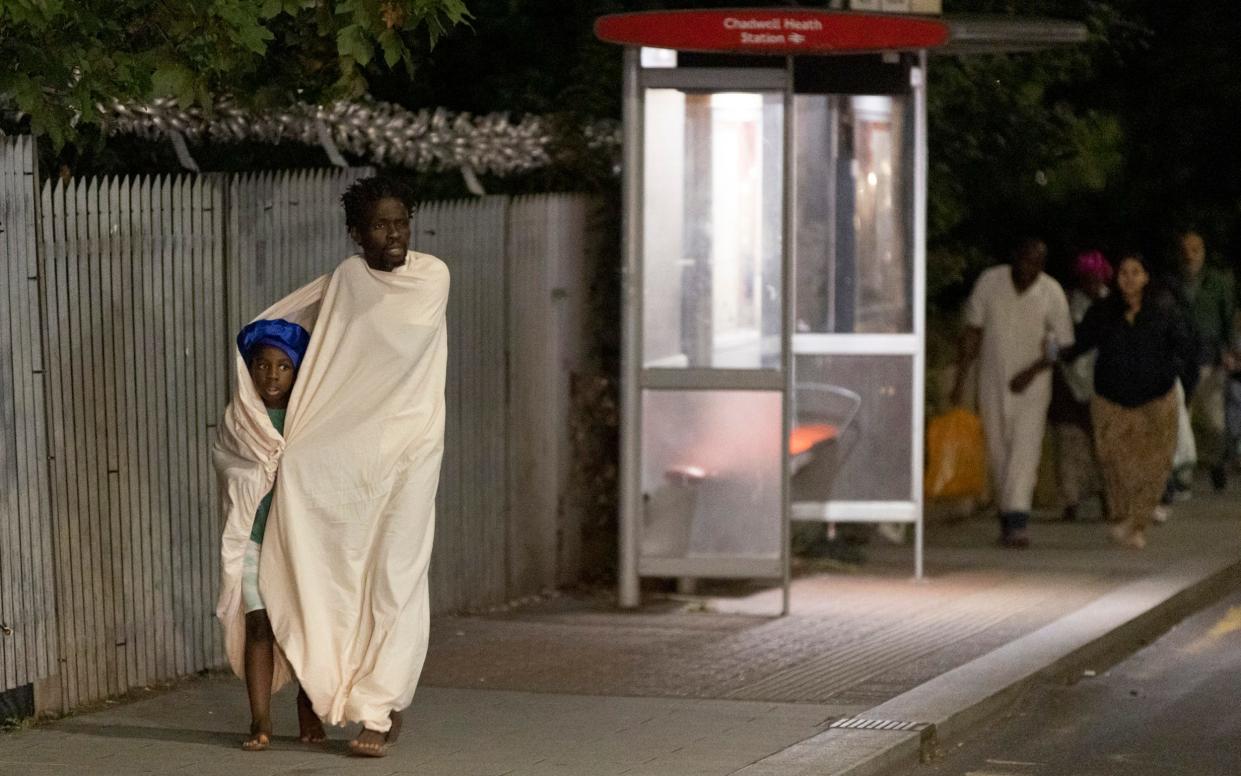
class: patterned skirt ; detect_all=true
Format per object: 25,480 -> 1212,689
1091,389 -> 1178,531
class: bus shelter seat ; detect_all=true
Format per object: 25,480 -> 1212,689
643,384 -> 860,558
790,384 -> 860,469
790,383 -> 861,500
654,384 -> 860,485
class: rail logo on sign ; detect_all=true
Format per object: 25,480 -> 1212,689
594,10 -> 949,55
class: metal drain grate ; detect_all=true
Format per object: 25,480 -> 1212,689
829,717 -> 930,733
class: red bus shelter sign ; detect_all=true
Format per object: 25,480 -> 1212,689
594,10 -> 949,55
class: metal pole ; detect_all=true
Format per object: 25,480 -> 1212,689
912,51 -> 929,582
780,56 -> 796,616
618,47 -> 643,608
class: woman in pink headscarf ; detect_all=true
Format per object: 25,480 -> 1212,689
1047,250 -> 1112,522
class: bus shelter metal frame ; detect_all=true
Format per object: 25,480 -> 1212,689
618,47 -> 931,614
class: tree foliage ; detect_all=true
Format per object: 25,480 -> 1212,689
9,0 -> 1238,278
927,0 -> 1241,305
924,0 -> 1151,301
0,0 -> 470,149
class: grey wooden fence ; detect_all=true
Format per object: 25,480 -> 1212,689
0,136 -> 57,699
414,198 -> 512,611
506,197 -> 593,593
0,136 -> 596,712
36,175 -> 224,706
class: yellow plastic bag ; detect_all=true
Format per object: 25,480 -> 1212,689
925,408 -> 987,501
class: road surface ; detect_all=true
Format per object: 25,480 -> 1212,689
907,582 -> 1241,776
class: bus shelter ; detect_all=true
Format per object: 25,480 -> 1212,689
595,9 -> 1085,613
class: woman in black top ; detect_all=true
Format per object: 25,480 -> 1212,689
1011,252 -> 1194,548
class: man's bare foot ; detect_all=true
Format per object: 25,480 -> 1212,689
348,728 -> 389,757
242,721 -> 272,751
296,688 -> 326,743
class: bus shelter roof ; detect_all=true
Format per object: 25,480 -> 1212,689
939,16 -> 1089,55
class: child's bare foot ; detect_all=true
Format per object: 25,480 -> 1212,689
242,721 -> 272,751
348,710 -> 402,757
296,688 -> 326,743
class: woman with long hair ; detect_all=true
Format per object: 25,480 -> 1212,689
1010,251 -> 1195,548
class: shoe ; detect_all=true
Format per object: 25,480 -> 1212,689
999,529 -> 1030,549
1110,524 -> 1146,549
1212,465 -> 1227,492
1062,504 -> 1079,522
1152,505 -> 1170,524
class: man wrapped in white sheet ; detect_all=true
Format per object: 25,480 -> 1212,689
214,177 -> 448,757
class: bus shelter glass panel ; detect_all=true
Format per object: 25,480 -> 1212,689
790,87 -> 918,524
643,89 -> 785,369
790,354 -> 913,504
640,390 -> 783,570
794,94 -> 913,335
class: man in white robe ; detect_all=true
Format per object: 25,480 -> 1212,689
952,238 -> 1074,547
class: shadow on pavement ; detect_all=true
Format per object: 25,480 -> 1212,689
53,721 -> 351,755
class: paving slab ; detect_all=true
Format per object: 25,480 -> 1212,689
421,494 -> 1239,712
2,488 -> 1237,775
0,681 -> 842,776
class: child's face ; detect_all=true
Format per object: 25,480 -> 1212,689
248,345 -> 296,409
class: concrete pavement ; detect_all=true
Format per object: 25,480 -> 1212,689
0,682 -> 840,776
2,487 -> 1238,775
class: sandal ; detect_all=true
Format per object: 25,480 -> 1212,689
242,730 -> 271,752
348,728 -> 391,758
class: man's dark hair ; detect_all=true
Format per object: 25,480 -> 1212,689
1012,236 -> 1046,258
340,176 -> 418,231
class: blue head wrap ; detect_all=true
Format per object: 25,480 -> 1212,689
237,319 -> 311,368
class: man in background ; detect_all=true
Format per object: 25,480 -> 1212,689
952,238 -> 1074,548
1169,229 -> 1235,492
